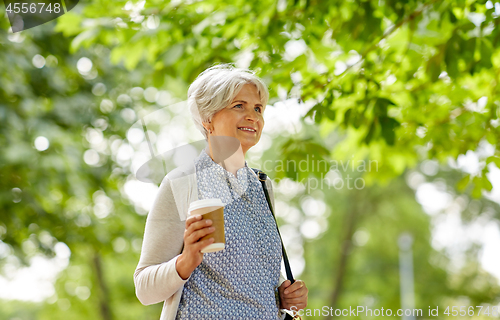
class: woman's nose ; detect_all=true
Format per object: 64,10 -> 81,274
245,108 -> 259,122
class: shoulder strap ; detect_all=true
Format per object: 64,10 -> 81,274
252,168 -> 295,285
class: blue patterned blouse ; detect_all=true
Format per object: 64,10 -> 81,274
175,148 -> 283,319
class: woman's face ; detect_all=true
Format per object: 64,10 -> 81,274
207,83 -> 265,155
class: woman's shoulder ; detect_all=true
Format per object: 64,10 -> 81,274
159,162 -> 198,222
165,161 -> 196,181
253,168 -> 276,212
250,168 -> 274,189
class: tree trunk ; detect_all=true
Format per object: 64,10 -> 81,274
325,196 -> 360,319
93,251 -> 113,320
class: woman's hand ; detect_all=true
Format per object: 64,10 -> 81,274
175,214 -> 215,280
279,280 -> 308,311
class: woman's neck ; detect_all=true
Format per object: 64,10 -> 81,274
206,138 -> 245,178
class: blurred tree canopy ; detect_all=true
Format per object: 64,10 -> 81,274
54,0 -> 500,193
1,0 -> 500,319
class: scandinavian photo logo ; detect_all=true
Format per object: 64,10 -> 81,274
3,0 -> 79,32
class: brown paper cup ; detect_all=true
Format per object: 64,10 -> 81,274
188,199 -> 225,253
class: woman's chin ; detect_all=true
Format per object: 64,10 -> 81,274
234,133 -> 260,150
240,140 -> 259,151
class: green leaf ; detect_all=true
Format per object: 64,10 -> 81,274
483,176 -> 493,192
444,38 -> 459,78
448,10 -> 457,23
460,21 -> 476,33
456,174 -> 470,192
124,46 -> 145,70
479,38 -> 493,69
314,109 -> 323,124
223,21 -> 242,39
305,104 -> 318,120
54,12 -> 83,37
463,38 -> 476,66
426,54 -> 442,82
305,103 -> 327,124
471,176 -> 483,198
343,108 -> 352,127
380,117 -> 400,146
70,29 -> 99,53
374,98 -> 395,117
323,104 -> 336,121
486,156 -> 500,169
110,46 -> 127,65
351,109 -> 364,129
364,118 -> 377,145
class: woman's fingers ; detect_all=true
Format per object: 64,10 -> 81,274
187,226 -> 215,244
184,217 -> 213,244
179,215 -> 216,276
283,288 -> 307,299
185,214 -> 202,228
283,280 -> 305,294
280,280 -> 308,310
186,218 -> 212,235
286,295 -> 306,303
283,296 -> 307,304
283,281 -> 308,298
282,297 -> 307,309
195,238 -> 215,251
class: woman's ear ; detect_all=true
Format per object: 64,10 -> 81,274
202,121 -> 212,134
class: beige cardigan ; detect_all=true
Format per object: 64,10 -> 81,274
133,161 -> 287,320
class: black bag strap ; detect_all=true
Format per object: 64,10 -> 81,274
253,168 -> 297,319
252,168 -> 295,284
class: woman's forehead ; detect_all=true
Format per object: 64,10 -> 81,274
233,84 -> 262,101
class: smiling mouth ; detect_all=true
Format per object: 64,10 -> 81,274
238,127 -> 257,133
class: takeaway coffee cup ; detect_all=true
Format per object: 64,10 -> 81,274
188,199 -> 225,253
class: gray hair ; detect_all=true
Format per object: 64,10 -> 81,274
188,63 -> 269,140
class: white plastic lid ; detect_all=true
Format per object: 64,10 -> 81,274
188,198 -> 224,213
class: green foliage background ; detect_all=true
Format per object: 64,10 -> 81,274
1,0 -> 500,319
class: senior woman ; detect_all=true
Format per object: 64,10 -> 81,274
134,64 -> 308,319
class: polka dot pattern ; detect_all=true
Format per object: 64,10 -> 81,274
175,149 -> 282,319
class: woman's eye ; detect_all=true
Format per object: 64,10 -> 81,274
233,104 -> 243,109
255,106 -> 262,113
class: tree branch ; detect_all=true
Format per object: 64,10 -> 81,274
337,0 -> 441,79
